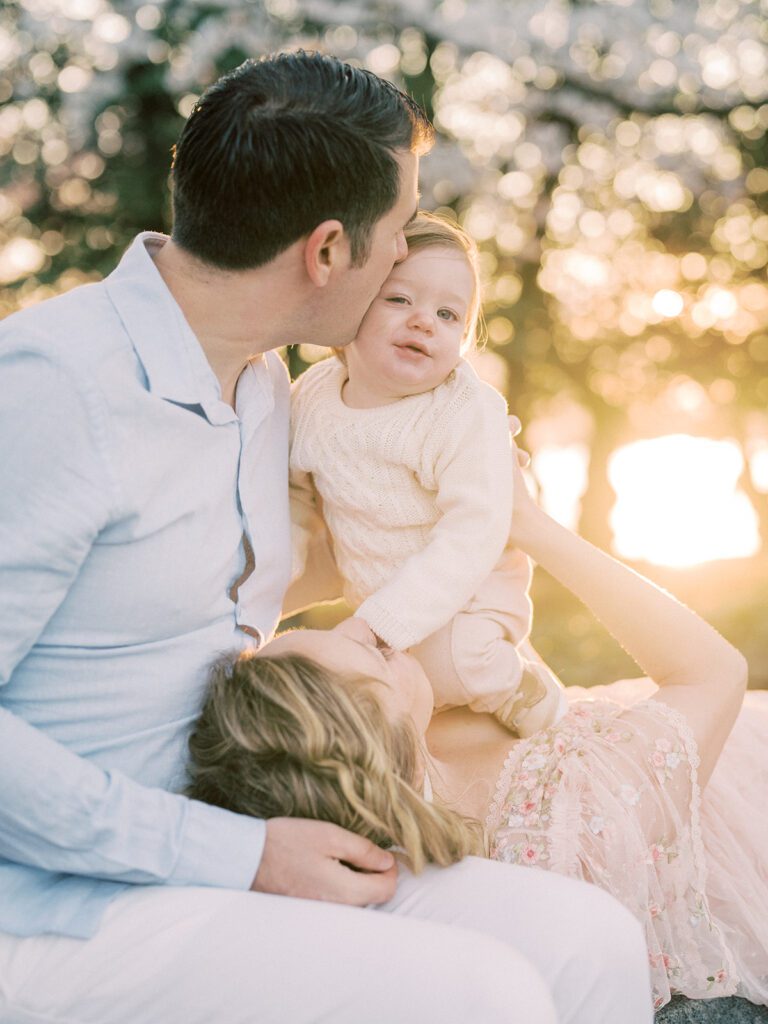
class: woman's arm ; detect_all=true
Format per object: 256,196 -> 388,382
511,463 -> 748,786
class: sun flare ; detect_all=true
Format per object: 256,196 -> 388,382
608,435 -> 760,567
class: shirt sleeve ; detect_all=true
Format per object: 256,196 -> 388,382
356,382 -> 514,649
0,349 -> 265,890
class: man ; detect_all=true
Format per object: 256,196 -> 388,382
0,52 -> 652,1023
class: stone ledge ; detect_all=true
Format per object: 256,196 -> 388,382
656,997 -> 768,1022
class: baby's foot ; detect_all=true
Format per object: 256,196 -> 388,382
494,666 -> 568,738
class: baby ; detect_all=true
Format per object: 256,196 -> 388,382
290,212 -> 566,736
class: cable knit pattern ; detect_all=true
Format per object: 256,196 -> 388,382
289,356 -> 515,650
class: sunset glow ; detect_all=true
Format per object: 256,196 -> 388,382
608,435 -> 759,567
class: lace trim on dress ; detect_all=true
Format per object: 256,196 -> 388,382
484,695 -> 743,1006
637,699 -> 740,985
484,740 -> 524,838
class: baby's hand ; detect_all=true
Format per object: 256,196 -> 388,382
332,616 -> 378,646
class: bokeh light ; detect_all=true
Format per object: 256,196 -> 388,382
3,0 -> 768,680
609,436 -> 760,567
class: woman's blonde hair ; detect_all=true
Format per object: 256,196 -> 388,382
187,648 -> 482,871
333,210 -> 485,364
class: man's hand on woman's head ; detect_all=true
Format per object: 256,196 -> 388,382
251,818 -> 398,905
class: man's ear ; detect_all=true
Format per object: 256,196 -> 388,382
304,220 -> 348,287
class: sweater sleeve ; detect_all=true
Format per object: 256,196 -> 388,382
356,381 -> 514,649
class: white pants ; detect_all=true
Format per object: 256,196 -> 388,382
0,858 -> 652,1024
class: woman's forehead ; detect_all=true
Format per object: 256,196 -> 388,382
263,628 -> 317,655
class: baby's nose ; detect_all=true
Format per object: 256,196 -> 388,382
410,309 -> 434,331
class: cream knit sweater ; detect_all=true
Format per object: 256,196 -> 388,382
289,356 -> 516,651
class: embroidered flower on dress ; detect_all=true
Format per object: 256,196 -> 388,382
522,752 -> 547,771
487,697 -> 735,1010
706,968 -> 730,991
649,736 -> 686,784
651,751 -> 667,769
648,839 -> 678,864
620,784 -> 641,806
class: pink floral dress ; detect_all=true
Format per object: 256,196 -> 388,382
485,683 -> 768,1011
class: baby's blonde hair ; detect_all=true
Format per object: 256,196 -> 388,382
187,649 -> 482,871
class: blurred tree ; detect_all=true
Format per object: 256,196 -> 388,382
2,0 -> 767,548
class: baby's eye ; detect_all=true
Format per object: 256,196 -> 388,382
437,308 -> 459,321
385,295 -> 408,305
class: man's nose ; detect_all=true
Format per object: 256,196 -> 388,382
394,231 -> 408,263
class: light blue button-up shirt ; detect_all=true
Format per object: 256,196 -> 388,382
0,233 -> 293,938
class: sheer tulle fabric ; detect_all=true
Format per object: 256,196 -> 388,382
485,683 -> 768,1010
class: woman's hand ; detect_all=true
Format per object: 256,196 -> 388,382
508,415 -> 544,552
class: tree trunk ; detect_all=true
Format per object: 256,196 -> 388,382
578,405 -> 624,552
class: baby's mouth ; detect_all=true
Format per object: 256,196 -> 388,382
395,341 -> 431,357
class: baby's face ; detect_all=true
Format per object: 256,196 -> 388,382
344,246 -> 474,404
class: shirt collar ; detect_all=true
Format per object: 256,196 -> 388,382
104,232 -> 238,425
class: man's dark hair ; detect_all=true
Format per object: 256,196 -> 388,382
170,51 -> 433,270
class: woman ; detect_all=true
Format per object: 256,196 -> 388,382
188,449 -> 766,1012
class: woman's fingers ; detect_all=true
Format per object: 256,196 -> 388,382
508,415 -> 531,468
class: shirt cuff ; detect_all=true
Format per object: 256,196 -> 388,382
169,799 -> 267,890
